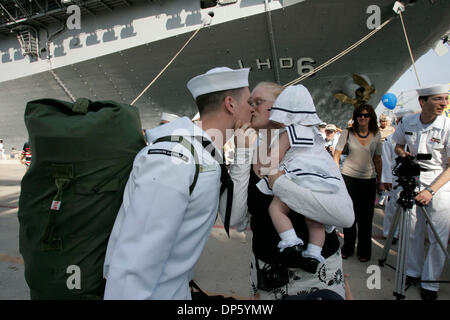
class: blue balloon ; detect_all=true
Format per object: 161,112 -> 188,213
382,93 -> 397,110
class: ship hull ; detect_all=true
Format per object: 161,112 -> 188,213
0,0 -> 449,149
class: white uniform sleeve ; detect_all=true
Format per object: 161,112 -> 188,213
392,119 -> 406,145
104,148 -> 194,299
272,175 -> 354,228
219,147 -> 252,231
381,136 -> 394,184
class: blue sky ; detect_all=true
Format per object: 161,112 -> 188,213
376,47 -> 450,114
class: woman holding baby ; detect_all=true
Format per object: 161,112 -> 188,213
221,82 -> 354,299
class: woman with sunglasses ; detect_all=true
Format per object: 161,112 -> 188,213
333,104 -> 383,262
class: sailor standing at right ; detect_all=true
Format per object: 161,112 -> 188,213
392,84 -> 450,300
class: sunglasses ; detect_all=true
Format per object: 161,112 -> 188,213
357,113 -> 370,119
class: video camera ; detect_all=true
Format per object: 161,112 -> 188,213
392,154 -> 432,208
392,154 -> 431,178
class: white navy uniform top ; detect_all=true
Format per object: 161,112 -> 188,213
257,125 -> 343,195
103,117 -> 221,300
392,113 -> 450,185
390,110 -> 450,292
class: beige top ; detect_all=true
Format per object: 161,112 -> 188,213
380,126 -> 395,142
336,129 -> 383,179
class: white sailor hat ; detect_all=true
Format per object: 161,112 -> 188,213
269,84 -> 322,126
416,84 -> 449,96
187,67 -> 250,100
160,112 -> 180,123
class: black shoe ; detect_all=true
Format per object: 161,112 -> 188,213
405,275 -> 420,287
299,257 -> 320,274
341,247 -> 354,259
280,245 -> 304,268
392,238 -> 398,245
420,288 -> 437,300
341,253 -> 351,259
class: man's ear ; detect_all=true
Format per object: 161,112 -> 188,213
223,95 -> 235,114
418,97 -> 425,109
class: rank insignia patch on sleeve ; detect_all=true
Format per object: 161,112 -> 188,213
147,149 -> 189,162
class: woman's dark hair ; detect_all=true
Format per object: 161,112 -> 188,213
350,104 -> 379,134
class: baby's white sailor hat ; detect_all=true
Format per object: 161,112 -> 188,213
269,84 -> 322,126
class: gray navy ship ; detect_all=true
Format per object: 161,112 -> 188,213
0,0 -> 449,149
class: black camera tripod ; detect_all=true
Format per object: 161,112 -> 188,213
378,176 -> 450,300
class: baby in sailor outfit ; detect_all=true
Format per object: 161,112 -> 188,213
257,84 -> 341,273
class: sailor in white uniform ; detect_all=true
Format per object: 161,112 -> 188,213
392,84 -> 450,300
103,67 -> 253,299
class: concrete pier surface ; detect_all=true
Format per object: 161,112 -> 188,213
1,160 -> 448,300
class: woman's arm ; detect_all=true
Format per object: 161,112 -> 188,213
333,150 -> 342,168
373,154 -> 384,192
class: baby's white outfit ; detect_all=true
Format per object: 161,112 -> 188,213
257,84 -> 341,261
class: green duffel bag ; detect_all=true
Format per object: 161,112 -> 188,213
18,98 -> 146,300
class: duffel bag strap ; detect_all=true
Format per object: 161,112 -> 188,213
152,136 -> 200,195
41,164 -> 74,251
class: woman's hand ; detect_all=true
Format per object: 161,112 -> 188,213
267,170 -> 285,189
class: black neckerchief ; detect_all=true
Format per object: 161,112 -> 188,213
194,136 -> 233,238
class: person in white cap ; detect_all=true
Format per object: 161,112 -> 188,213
255,85 -> 352,274
392,83 -> 450,300
379,114 -> 395,143
324,124 -> 340,156
318,122 -> 327,139
103,67 -> 254,300
380,108 -> 415,243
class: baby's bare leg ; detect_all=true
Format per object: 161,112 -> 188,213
305,218 -> 325,248
302,218 -> 326,263
270,196 -> 303,251
269,196 -> 293,233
